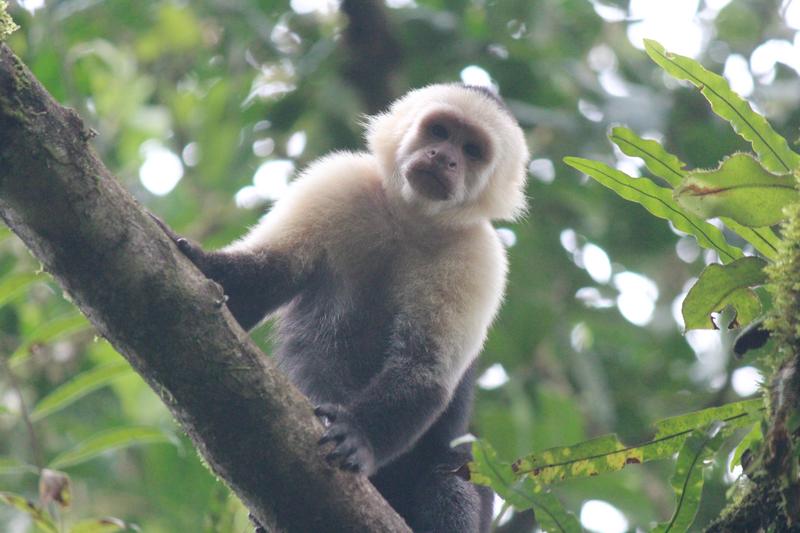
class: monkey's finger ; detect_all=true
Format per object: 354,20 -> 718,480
147,212 -> 204,262
341,457 -> 363,473
147,212 -> 182,242
318,425 -> 348,445
314,404 -> 342,422
325,443 -> 356,464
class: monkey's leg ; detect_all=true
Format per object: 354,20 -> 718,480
407,468 -> 493,533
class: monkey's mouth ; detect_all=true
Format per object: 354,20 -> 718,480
406,163 -> 453,201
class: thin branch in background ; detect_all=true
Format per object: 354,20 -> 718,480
0,353 -> 44,471
340,0 -> 402,113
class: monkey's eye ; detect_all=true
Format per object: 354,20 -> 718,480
463,143 -> 482,160
429,124 -> 449,140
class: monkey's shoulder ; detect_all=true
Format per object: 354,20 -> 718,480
227,152 -> 386,254
280,151 -> 387,228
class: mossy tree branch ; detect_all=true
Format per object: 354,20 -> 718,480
0,43 -> 410,533
705,196 -> 800,532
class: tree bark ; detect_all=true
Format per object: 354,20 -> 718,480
0,43 -> 410,533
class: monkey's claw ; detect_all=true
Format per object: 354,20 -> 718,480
148,212 -> 206,267
248,512 -> 267,533
315,404 -> 375,475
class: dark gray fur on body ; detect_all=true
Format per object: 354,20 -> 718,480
164,230 -> 492,532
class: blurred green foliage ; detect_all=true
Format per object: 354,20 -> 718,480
2,0 -> 799,531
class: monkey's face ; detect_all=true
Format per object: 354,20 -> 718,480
398,110 -> 492,205
368,84 -> 529,223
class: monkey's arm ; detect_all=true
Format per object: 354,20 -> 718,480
151,215 -> 307,330
316,323 -> 460,475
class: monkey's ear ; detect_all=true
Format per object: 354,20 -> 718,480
366,110 -> 409,182
365,112 -> 396,155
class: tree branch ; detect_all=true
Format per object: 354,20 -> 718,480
340,0 -> 401,113
0,43 -> 410,533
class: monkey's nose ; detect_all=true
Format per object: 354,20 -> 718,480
428,148 -> 458,170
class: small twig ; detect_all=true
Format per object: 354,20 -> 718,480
0,353 -> 44,471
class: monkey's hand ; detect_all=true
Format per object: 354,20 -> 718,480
315,404 -> 376,475
148,212 -> 209,273
248,513 -> 267,533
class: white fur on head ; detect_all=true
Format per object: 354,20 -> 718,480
366,84 -> 530,223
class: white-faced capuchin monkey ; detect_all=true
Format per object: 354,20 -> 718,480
155,83 -> 529,532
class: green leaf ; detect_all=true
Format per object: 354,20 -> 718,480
718,218 -> 780,261
48,427 -> 173,470
608,127 -> 780,258
31,361 -> 132,422
731,422 -> 763,472
675,153 -> 799,227
0,492 -> 58,533
564,157 -> 743,263
510,398 -> 761,486
69,517 -> 131,533
523,491 -> 582,533
652,398 -> 763,438
470,441 -> 581,533
609,126 -> 686,187
681,257 -> 768,330
9,312 -> 90,367
644,39 -> 800,174
653,425 -> 727,533
470,440 -> 531,507
0,271 -> 41,308
0,456 -> 38,476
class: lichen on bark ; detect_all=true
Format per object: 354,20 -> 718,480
0,1 -> 18,42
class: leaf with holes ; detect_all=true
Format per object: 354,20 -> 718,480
675,153 -> 799,227
470,440 -> 581,533
682,257 -> 768,330
509,398 -> 761,486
